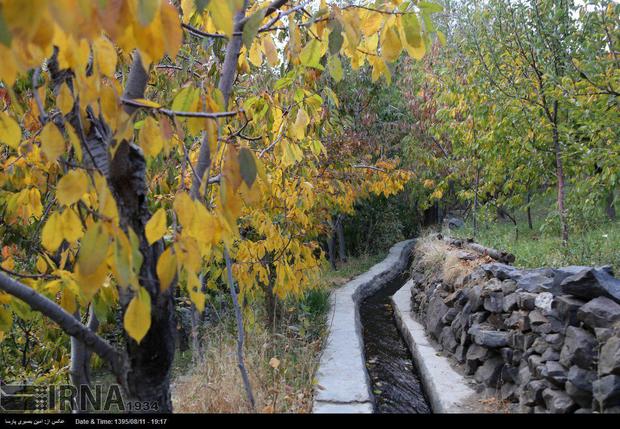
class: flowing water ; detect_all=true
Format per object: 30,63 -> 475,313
360,270 -> 432,414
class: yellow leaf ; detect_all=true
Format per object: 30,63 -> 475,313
113,231 -> 133,288
0,112 -> 21,150
381,25 -> 402,62
262,37 -> 279,67
56,82 -> 73,116
248,41 -> 262,67
66,124 -> 82,162
124,287 -> 151,344
404,37 -> 426,60
269,357 -> 280,369
41,212 -> 63,252
173,192 -> 195,230
145,208 -> 167,245
60,288 -> 77,314
139,116 -> 164,158
40,122 -> 65,163
93,36 -> 117,77
160,1 -> 182,58
59,208 -> 84,243
77,222 -> 109,276
209,0 -> 234,37
56,169 -> 89,206
156,246 -> 177,292
290,108 -> 309,140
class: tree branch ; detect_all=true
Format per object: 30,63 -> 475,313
0,272 -> 125,380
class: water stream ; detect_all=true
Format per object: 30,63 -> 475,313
359,270 -> 432,414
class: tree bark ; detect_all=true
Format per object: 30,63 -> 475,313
551,102 -> 569,245
335,215 -> 347,263
106,52 -> 177,413
605,188 -> 616,221
526,192 -> 533,230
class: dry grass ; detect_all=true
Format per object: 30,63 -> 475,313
413,232 -> 493,288
172,318 -> 325,413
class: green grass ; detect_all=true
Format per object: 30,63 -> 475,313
321,252 -> 387,286
450,193 -> 620,273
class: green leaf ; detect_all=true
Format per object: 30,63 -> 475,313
0,6 -> 11,47
238,147 -> 257,187
300,39 -> 324,70
328,20 -> 343,55
137,0 -> 160,27
402,13 -> 422,48
327,55 -> 343,82
242,8 -> 266,49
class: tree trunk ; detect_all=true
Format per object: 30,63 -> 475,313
473,162 -> 480,238
551,104 -> 569,245
327,233 -> 337,270
527,192 -> 533,230
109,52 -> 176,413
336,215 -> 347,263
605,188 -> 616,221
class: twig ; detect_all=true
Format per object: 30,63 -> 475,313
120,98 -> 242,119
224,247 -> 255,411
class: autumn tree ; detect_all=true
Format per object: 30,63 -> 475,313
0,0 -> 441,412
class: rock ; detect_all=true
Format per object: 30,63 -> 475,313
439,326 -> 458,353
531,337 -> 549,354
503,293 -> 518,312
512,332 -> 536,351
469,325 -> 512,348
560,326 -> 597,369
505,310 -> 530,331
553,295 -> 586,325
447,217 -> 465,229
474,356 -> 505,388
502,280 -> 518,295
521,380 -> 548,406
593,375 -> 620,409
535,292 -> 555,312
596,328 -> 614,343
517,273 -> 555,294
518,362 -> 532,385
600,336 -> 620,376
454,344 -> 467,363
467,285 -> 484,311
441,307 -> 459,325
444,290 -> 465,306
560,268 -> 620,303
602,406 -> 620,414
502,364 -> 519,384
566,366 -> 596,408
545,333 -> 564,351
517,292 -> 537,311
577,297 -> 620,329
541,348 -> 560,362
481,263 -> 522,281
484,292 -> 504,313
500,347 -> 513,364
426,294 -> 449,338
466,343 -> 491,365
527,354 -> 544,376
542,388 -> 577,413
529,309 -> 549,326
532,322 -> 553,335
501,383 -> 517,401
573,408 -> 592,414
541,361 -> 568,387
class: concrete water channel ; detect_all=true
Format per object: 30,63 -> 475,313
313,240 -> 478,414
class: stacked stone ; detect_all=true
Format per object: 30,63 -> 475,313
410,260 -> 620,414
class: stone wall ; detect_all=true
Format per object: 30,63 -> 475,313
410,247 -> 620,413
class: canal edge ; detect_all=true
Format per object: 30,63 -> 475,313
312,239 -> 415,414
392,280 -> 482,413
